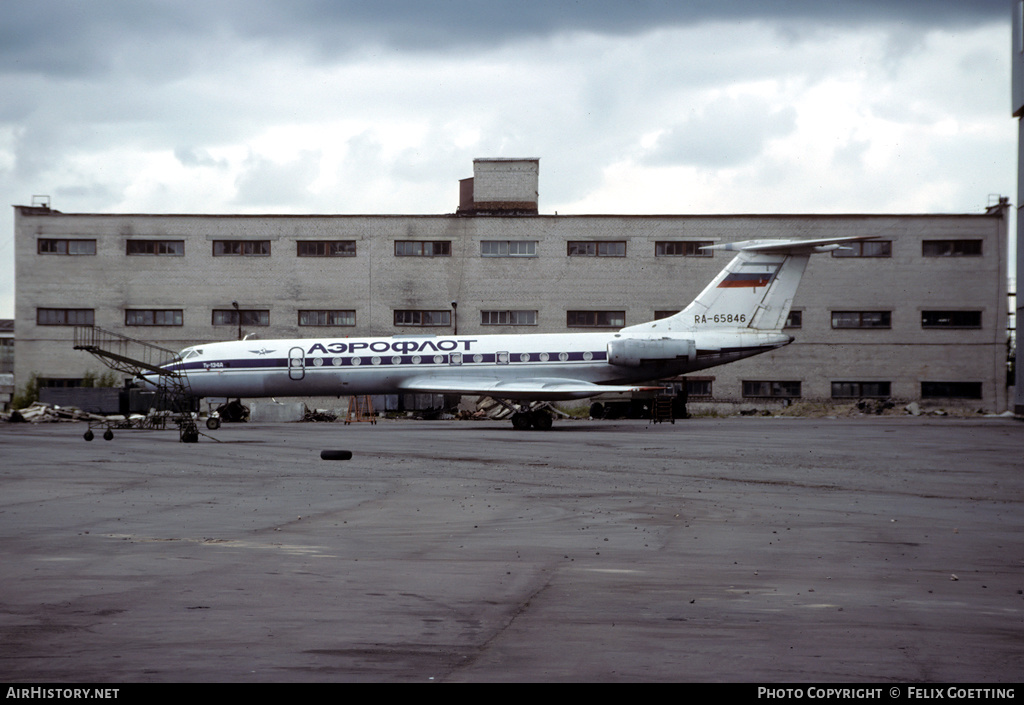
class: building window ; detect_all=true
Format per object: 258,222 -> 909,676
922,239 -> 982,257
832,381 -> 892,398
213,240 -> 270,256
126,240 -> 184,256
567,310 -> 625,328
742,381 -> 802,398
831,311 -> 891,329
567,241 -> 626,257
394,310 -> 451,326
481,240 -> 537,257
921,382 -> 982,399
785,310 -> 803,329
212,309 -> 269,326
832,240 -> 892,258
37,308 -> 94,326
298,310 -> 356,326
125,309 -> 183,326
655,241 -> 712,257
921,311 -> 982,329
686,379 -> 713,397
297,241 -> 356,257
481,310 -> 537,326
654,310 -> 679,320
394,241 -> 450,257
38,239 -> 96,255
37,378 -> 86,388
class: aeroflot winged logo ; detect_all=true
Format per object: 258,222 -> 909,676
249,347 -> 276,356
305,339 -> 479,355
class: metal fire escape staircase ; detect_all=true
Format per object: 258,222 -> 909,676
73,326 -> 200,442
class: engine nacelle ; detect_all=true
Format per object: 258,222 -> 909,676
607,337 -> 696,367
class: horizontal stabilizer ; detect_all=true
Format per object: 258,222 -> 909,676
703,235 -> 879,255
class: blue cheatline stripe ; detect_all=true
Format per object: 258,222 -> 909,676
167,350 -> 608,372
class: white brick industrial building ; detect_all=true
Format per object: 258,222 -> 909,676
13,158 -> 1011,411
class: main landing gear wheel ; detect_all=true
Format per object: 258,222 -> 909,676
511,410 -> 553,431
511,412 -> 533,430
531,411 -> 553,430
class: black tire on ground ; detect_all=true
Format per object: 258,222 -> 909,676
320,450 -> 353,460
511,412 -> 533,430
531,411 -> 553,431
589,402 -> 605,419
206,416 -> 221,430
84,429 -> 94,441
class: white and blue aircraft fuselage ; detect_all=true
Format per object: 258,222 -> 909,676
157,236 -> 874,429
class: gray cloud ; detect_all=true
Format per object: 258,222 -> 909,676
0,1 -> 1010,78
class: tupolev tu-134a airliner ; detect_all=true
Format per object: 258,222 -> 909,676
156,236 -> 876,430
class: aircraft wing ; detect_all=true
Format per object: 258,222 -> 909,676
398,375 -> 663,400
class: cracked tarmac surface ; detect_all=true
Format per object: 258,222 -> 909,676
1,417 -> 1022,682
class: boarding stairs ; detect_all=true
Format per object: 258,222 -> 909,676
73,326 -> 200,442
651,393 -> 675,424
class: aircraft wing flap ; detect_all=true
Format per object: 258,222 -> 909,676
398,376 -> 661,400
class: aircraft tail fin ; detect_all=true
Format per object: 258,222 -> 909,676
622,236 -> 878,334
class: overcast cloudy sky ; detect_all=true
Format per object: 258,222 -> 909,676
0,0 -> 1015,318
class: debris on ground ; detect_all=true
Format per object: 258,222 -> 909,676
1,401 -> 106,424
303,408 -> 338,422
